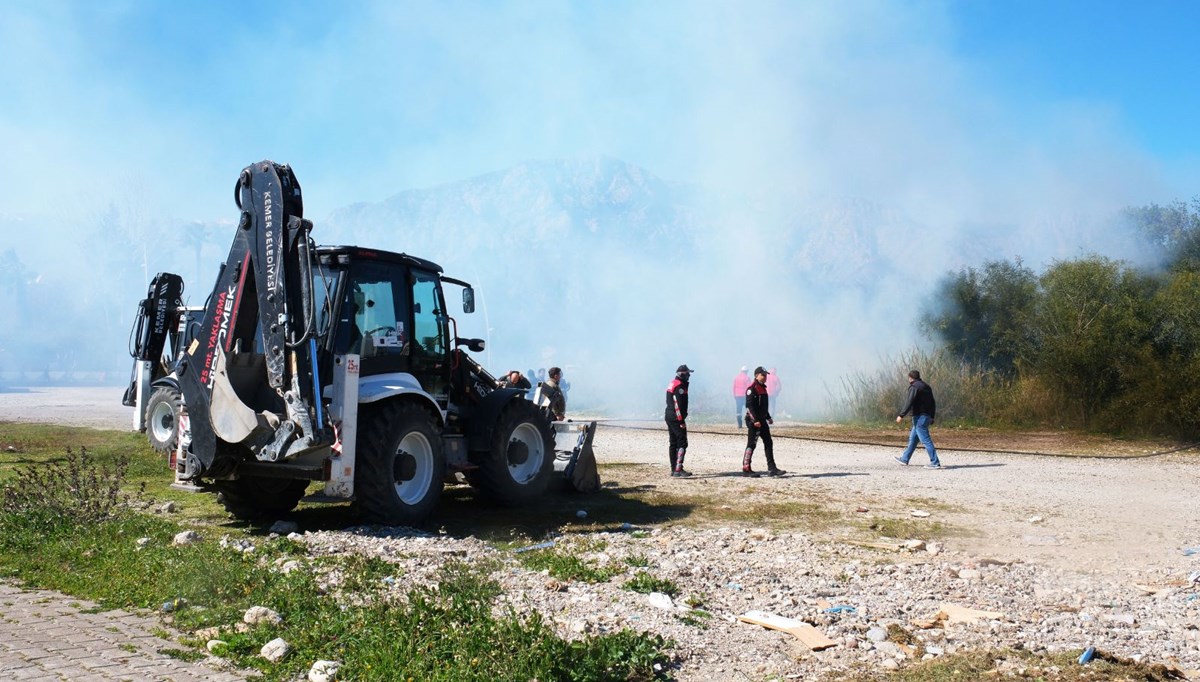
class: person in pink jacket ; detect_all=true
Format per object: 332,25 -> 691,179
765,367 -> 782,419
731,366 -> 752,428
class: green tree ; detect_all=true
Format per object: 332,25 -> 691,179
1029,256 -> 1157,425
921,258 -> 1037,375
1123,198 -> 1200,272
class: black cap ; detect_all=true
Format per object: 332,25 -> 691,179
753,366 -> 769,376
676,364 -> 693,374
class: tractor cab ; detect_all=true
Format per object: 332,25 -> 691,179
314,247 -> 487,412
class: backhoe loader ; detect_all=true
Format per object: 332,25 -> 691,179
130,160 -> 595,525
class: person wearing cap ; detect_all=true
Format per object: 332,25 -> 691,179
743,366 -> 785,477
665,364 -> 693,477
894,369 -> 941,468
732,366 -> 752,428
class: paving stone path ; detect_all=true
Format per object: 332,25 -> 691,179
0,581 -> 248,682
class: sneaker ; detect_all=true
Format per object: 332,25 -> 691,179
925,463 -> 942,469
742,469 -> 761,478
893,457 -> 909,466
766,468 -> 786,477
671,469 -> 692,478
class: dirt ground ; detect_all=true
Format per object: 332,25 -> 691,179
2,387 -> 1198,578
588,421 -> 1200,578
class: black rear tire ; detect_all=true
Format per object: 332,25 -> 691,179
467,399 -> 555,505
353,401 -> 445,526
145,386 -> 182,454
213,476 -> 309,521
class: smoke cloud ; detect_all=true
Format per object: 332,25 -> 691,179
0,2 -> 1188,420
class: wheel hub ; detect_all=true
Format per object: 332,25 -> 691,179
395,452 -> 417,482
507,439 -> 530,466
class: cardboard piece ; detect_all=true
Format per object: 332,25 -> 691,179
738,611 -> 838,650
911,602 -> 1004,628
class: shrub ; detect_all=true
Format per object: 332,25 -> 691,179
0,446 -> 143,533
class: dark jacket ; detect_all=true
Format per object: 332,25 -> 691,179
665,378 -> 689,423
898,379 -> 936,419
541,380 -> 566,421
745,381 -> 771,424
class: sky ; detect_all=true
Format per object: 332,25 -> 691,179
2,0 -> 1197,222
2,0 -> 1199,411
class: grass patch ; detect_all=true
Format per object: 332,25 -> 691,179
903,497 -> 968,514
830,647 -> 1188,681
516,547 -> 621,584
159,647 -> 205,662
0,430 -> 672,681
623,571 -> 679,597
861,516 -> 961,541
675,609 -> 711,629
624,553 -> 651,568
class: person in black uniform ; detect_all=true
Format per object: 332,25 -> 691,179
743,366 -> 785,477
665,364 -> 693,477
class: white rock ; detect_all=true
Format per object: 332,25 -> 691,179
910,510 -> 931,518
244,605 -> 283,625
904,540 -> 926,551
926,542 -> 943,556
880,658 -> 900,670
159,501 -> 177,513
958,569 -> 982,581
1026,515 -> 1044,524
173,530 -> 201,546
136,537 -> 151,548
261,637 -> 290,662
270,520 -> 299,535
646,592 -> 675,610
206,640 -> 227,652
866,626 -> 888,642
309,659 -> 341,682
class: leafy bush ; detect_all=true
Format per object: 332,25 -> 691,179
0,446 -> 144,533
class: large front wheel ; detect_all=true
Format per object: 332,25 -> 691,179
354,402 -> 445,526
467,399 -> 555,505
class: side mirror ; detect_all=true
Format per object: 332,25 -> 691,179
462,287 -> 475,314
456,337 -> 485,352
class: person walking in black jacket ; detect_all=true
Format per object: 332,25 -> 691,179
742,367 -> 785,477
665,364 -> 693,477
894,369 -> 942,468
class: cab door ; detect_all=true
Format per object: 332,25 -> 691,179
334,261 -> 412,378
409,269 -> 451,400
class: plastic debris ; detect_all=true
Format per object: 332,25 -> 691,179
726,582 -> 743,591
576,510 -> 588,519
1078,646 -> 1096,664
1183,547 -> 1200,556
514,540 -> 556,553
824,605 -> 857,614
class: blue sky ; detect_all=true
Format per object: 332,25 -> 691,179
1,0 -> 1197,224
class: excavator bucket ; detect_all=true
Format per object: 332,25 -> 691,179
552,421 -> 600,493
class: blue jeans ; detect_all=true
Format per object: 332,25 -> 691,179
900,414 -> 940,465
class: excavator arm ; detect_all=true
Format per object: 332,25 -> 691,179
177,161 -> 329,478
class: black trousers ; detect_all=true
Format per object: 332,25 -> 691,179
745,421 -> 776,469
666,419 -> 688,469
